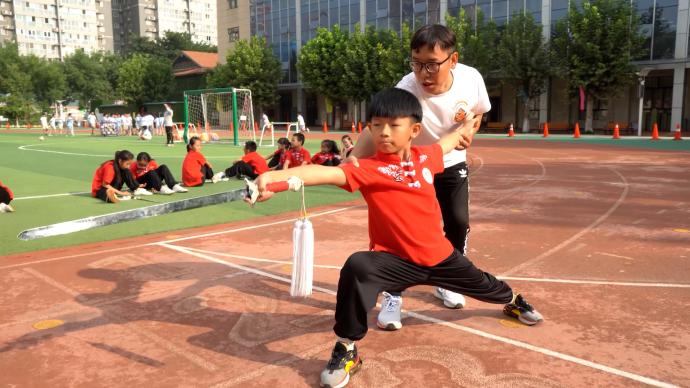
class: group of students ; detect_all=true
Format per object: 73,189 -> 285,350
40,112 -> 77,137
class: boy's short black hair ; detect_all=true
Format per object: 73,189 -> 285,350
244,140 -> 257,152
410,24 -> 456,52
292,132 -> 305,145
277,137 -> 291,147
367,88 -> 423,123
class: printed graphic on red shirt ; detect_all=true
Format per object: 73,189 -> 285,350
286,148 -> 311,168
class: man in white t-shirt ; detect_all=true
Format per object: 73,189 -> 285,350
40,112 -> 49,136
163,104 -> 174,146
261,113 -> 272,132
296,112 -> 308,132
349,24 -> 491,330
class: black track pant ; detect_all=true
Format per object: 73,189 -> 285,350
225,161 -> 257,180
94,169 -> 139,202
165,126 -> 173,144
334,250 -> 513,341
388,161 -> 470,297
136,165 -> 177,191
268,153 -> 282,169
0,186 -> 11,205
190,164 -> 215,187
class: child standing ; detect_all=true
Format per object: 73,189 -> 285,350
266,137 -> 290,170
0,180 -> 14,213
163,104 -> 174,147
91,150 -> 152,203
297,112 -> 308,132
254,89 -> 542,388
283,133 -> 311,169
66,113 -> 75,136
311,140 -> 341,166
40,113 -> 50,136
261,113 -> 273,132
220,141 -> 269,180
130,152 -> 188,195
182,136 -> 223,187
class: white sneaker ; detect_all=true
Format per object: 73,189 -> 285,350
434,287 -> 466,309
211,172 -> 225,183
172,184 -> 188,193
0,203 -> 13,213
376,292 -> 402,331
133,187 -> 153,196
158,185 -> 174,195
118,195 -> 132,201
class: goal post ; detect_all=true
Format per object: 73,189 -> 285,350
183,87 -> 255,146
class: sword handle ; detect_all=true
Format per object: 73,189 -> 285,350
266,181 -> 290,193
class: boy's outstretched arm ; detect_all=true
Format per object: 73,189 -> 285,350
255,165 -> 347,202
437,117 -> 479,154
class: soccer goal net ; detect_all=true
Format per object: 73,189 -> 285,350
184,88 -> 255,146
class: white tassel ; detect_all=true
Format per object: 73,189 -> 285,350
291,218 -> 314,297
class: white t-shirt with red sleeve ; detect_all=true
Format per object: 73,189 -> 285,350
338,144 -> 454,267
396,64 -> 491,168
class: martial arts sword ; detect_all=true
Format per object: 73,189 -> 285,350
17,180 -> 271,241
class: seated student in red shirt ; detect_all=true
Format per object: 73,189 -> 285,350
311,139 -> 341,166
219,141 -> 269,180
0,180 -> 15,213
92,150 -> 149,203
130,152 -> 188,195
283,133 -> 311,169
266,137 -> 290,170
182,136 -> 224,187
254,88 -> 543,388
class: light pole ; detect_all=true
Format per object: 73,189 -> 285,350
636,68 -> 652,137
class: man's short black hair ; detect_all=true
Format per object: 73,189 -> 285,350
244,141 -> 257,152
292,132 -> 305,144
410,24 -> 456,52
367,88 -> 423,123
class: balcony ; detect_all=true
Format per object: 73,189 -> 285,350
1,10 -> 12,15
146,16 -> 156,21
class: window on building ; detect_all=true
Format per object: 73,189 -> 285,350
593,99 -> 608,121
32,16 -> 35,21
228,26 -> 239,41
228,0 -> 237,8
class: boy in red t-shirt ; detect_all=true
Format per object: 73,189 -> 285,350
283,133 -> 311,169
0,179 -> 15,212
254,88 -> 543,388
221,141 -> 269,180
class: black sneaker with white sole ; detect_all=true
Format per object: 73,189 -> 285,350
503,294 -> 543,325
320,342 -> 362,388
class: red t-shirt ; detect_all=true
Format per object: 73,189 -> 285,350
182,150 -> 208,187
241,151 -> 269,175
338,144 -> 453,267
130,160 -> 159,179
285,147 -> 311,168
91,160 -> 116,197
0,180 -> 13,201
311,152 -> 340,165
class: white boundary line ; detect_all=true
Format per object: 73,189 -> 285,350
17,143 -> 240,159
14,192 -> 90,201
158,242 -> 678,388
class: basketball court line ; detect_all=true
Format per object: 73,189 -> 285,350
159,242 -> 677,388
14,192 -> 90,201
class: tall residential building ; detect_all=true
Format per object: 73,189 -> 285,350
0,0 -> 112,59
112,0 -> 217,52
216,0 -> 249,64
216,0 -> 689,133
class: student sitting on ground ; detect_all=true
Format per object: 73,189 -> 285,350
311,139 -> 341,166
130,152 -> 188,195
91,150 -> 152,203
265,137 -> 290,170
0,180 -> 15,213
219,141 -> 269,180
341,135 -> 355,159
182,136 -> 224,187
283,133 -> 311,169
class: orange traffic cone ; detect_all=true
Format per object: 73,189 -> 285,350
542,122 -> 549,137
612,123 -> 620,139
651,122 -> 660,140
351,121 -> 356,133
5,122 -> 9,129
508,123 -> 515,137
573,122 -> 581,138
254,121 -> 259,132
358,122 -> 363,133
322,121 -> 328,133
27,122 -> 32,129
674,123 -> 683,141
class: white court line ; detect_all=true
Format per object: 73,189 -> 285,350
503,166 -> 629,276
159,243 -> 677,388
18,143 -> 239,158
14,192 -> 90,201
179,247 -> 690,289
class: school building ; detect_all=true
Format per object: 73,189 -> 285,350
217,0 -> 690,133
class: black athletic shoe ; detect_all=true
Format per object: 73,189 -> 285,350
320,342 -> 362,388
503,294 -> 543,326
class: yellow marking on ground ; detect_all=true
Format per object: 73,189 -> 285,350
673,228 -> 689,233
281,265 -> 292,273
499,319 -> 524,329
32,319 -> 64,330
510,209 -> 522,213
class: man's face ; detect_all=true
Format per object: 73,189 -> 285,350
370,116 -> 420,154
411,45 -> 458,95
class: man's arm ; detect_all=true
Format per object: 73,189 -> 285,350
255,165 -> 347,201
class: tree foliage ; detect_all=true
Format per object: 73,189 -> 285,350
447,9 -> 498,78
297,26 -> 350,103
117,54 -> 174,106
207,36 -> 282,111
62,49 -> 114,109
126,31 -> 217,60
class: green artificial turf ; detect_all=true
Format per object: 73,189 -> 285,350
0,132 -> 358,256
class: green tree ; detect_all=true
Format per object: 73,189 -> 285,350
117,54 -> 174,106
496,13 -> 552,132
127,31 -> 217,60
62,49 -> 113,110
447,9 -> 498,78
297,26 -> 350,105
552,0 -> 645,132
207,36 -> 281,112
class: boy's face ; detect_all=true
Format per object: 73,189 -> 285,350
137,160 -> 148,169
290,136 -> 302,149
370,116 -> 421,154
411,44 -> 457,95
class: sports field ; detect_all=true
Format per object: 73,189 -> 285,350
1,131 -> 690,387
